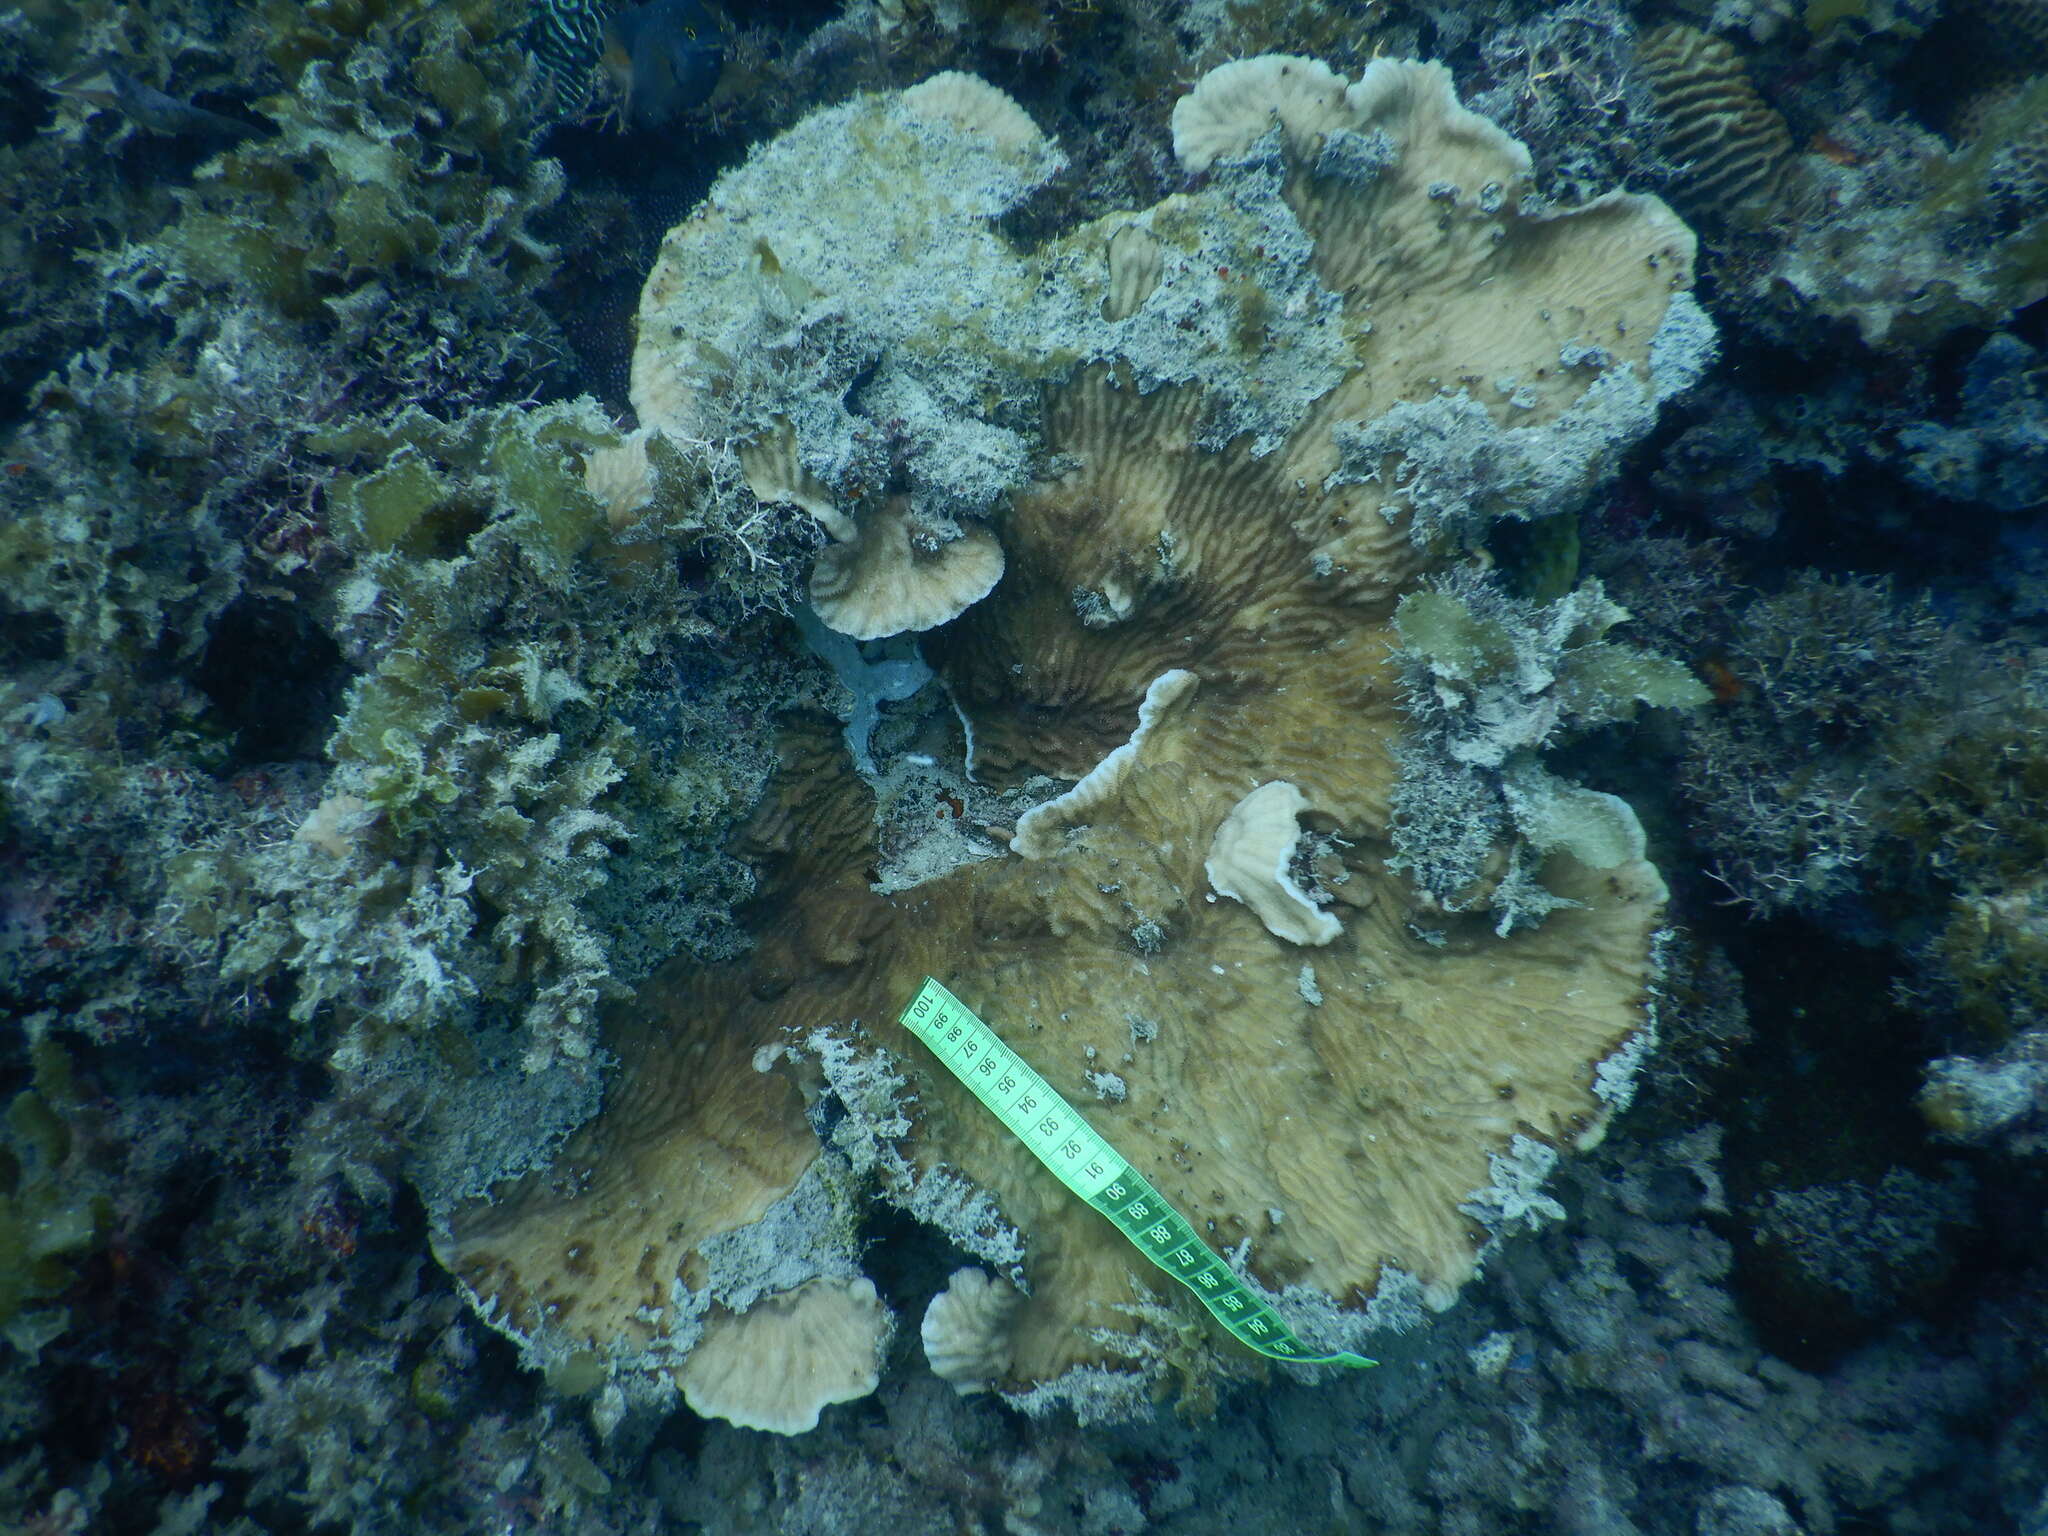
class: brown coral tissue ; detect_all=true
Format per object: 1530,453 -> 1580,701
438,55 -> 1702,1425
1635,24 -> 1794,222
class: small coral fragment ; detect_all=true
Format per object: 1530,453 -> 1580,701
922,1267 -> 1023,1393
677,1277 -> 891,1434
1010,671 -> 1199,858
807,497 -> 1006,641
1205,781 -> 1343,947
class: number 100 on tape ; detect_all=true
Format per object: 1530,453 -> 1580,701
898,977 -> 1375,1370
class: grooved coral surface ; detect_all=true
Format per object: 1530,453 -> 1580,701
440,57 -> 1702,1422
1635,24 -> 1793,221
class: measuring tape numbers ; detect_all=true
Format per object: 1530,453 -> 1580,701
897,977 -> 1375,1370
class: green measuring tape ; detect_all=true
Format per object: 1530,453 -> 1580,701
898,978 -> 1375,1370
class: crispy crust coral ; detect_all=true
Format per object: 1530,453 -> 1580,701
437,55 -> 1699,1425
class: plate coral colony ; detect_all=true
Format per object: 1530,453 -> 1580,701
442,53 -> 1714,1433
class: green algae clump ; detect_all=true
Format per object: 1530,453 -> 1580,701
0,1036 -> 109,1353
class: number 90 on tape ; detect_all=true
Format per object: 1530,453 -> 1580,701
898,977 -> 1375,1370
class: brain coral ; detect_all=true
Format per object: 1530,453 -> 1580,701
437,56 -> 1706,1425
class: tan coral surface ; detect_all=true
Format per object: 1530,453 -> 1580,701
807,496 -> 1006,641
676,1277 -> 890,1435
923,1267 -> 1024,1393
438,57 -> 1697,1420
